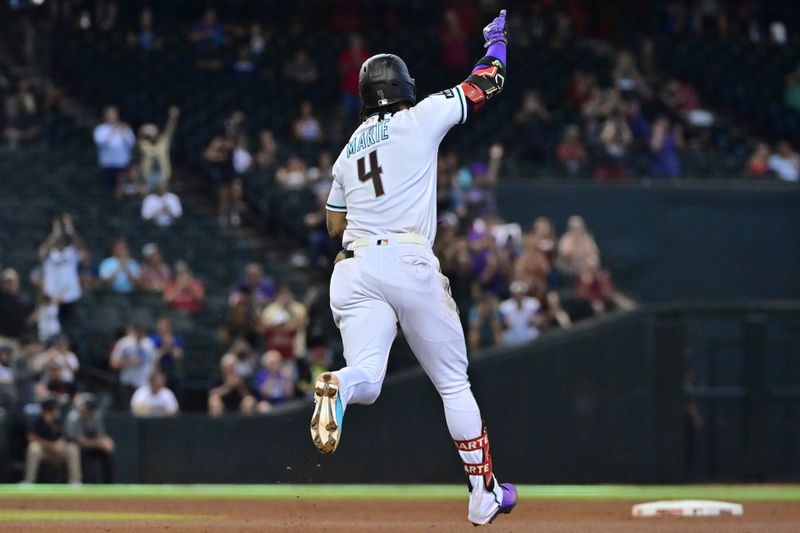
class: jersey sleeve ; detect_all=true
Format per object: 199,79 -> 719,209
326,167 -> 347,212
410,85 -> 469,145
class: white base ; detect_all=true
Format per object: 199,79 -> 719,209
632,500 -> 743,517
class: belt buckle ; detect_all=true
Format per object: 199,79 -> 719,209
376,238 -> 389,246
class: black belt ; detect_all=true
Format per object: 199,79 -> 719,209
343,250 -> 355,258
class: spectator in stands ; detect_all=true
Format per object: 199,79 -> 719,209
150,317 -> 184,390
23,398 -> 81,484
131,371 -> 179,417
191,6 -> 225,67
221,294 -> 260,347
110,324 -> 156,407
440,8 -> 469,73
65,394 -> 114,483
36,294 -> 61,343
649,116 -> 684,179
595,108 -> 632,181
556,125 -> 587,177
557,216 -> 600,278
252,349 -> 295,411
32,334 -> 79,384
293,101 -> 324,145
128,6 -> 159,51
276,155 -> 310,190
261,285 -> 308,360
576,263 -> 615,314
208,352 -> 256,416
139,243 -> 172,293
249,23 -> 266,57
164,261 -> 205,313
204,134 -> 235,225
514,90 -> 552,162
612,51 -> 650,100
254,129 -> 278,171
512,237 -> 550,299
539,291 -> 572,331
38,214 -> 87,324
3,99 -> 39,148
661,78 -> 700,117
745,143 -> 771,178
138,106 -> 179,190
526,217 -> 558,268
767,140 -> 800,182
498,281 -> 542,345
232,45 -> 255,75
36,359 -> 76,403
0,268 -> 35,354
468,292 -> 501,354
99,237 -> 141,294
338,34 -> 369,118
93,105 -> 135,197
141,182 -> 183,227
227,339 -> 259,380
12,79 -> 38,120
231,263 -> 275,312
0,346 -> 14,408
284,50 -> 319,85
566,69 -> 597,109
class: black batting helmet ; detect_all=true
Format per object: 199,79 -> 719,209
358,54 -> 416,110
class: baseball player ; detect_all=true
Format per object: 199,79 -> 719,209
310,10 -> 515,525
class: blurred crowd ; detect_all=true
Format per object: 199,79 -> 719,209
0,73 -> 62,149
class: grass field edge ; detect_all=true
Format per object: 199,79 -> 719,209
0,484 -> 799,501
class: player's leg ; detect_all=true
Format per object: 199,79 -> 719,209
386,248 -> 516,524
311,256 -> 398,454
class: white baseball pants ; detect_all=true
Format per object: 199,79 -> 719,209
329,237 -> 504,522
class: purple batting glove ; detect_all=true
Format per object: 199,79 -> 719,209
483,9 -> 507,48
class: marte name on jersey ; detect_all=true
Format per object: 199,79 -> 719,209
346,118 -> 390,158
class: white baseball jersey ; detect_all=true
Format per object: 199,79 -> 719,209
327,85 -> 469,248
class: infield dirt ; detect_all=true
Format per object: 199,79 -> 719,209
1,498 -> 799,531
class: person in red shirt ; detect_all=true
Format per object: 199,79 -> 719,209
163,261 -> 205,313
576,263 -> 615,314
556,125 -> 587,177
745,143 -> 770,178
338,34 -> 369,118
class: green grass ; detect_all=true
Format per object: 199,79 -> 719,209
0,484 -> 798,501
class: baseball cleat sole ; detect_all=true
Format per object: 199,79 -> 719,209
472,483 -> 517,526
310,373 -> 343,454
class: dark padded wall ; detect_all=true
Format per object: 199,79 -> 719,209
105,311 -> 675,484
496,182 -> 800,302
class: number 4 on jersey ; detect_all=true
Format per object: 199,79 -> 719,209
357,150 -> 384,197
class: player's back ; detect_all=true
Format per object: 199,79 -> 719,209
328,86 -> 468,248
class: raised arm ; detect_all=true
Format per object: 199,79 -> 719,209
459,9 -> 508,112
163,106 -> 180,138
38,217 -> 63,260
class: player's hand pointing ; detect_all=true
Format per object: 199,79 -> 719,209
483,9 -> 507,48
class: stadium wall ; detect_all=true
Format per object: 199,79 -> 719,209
496,181 -> 800,302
